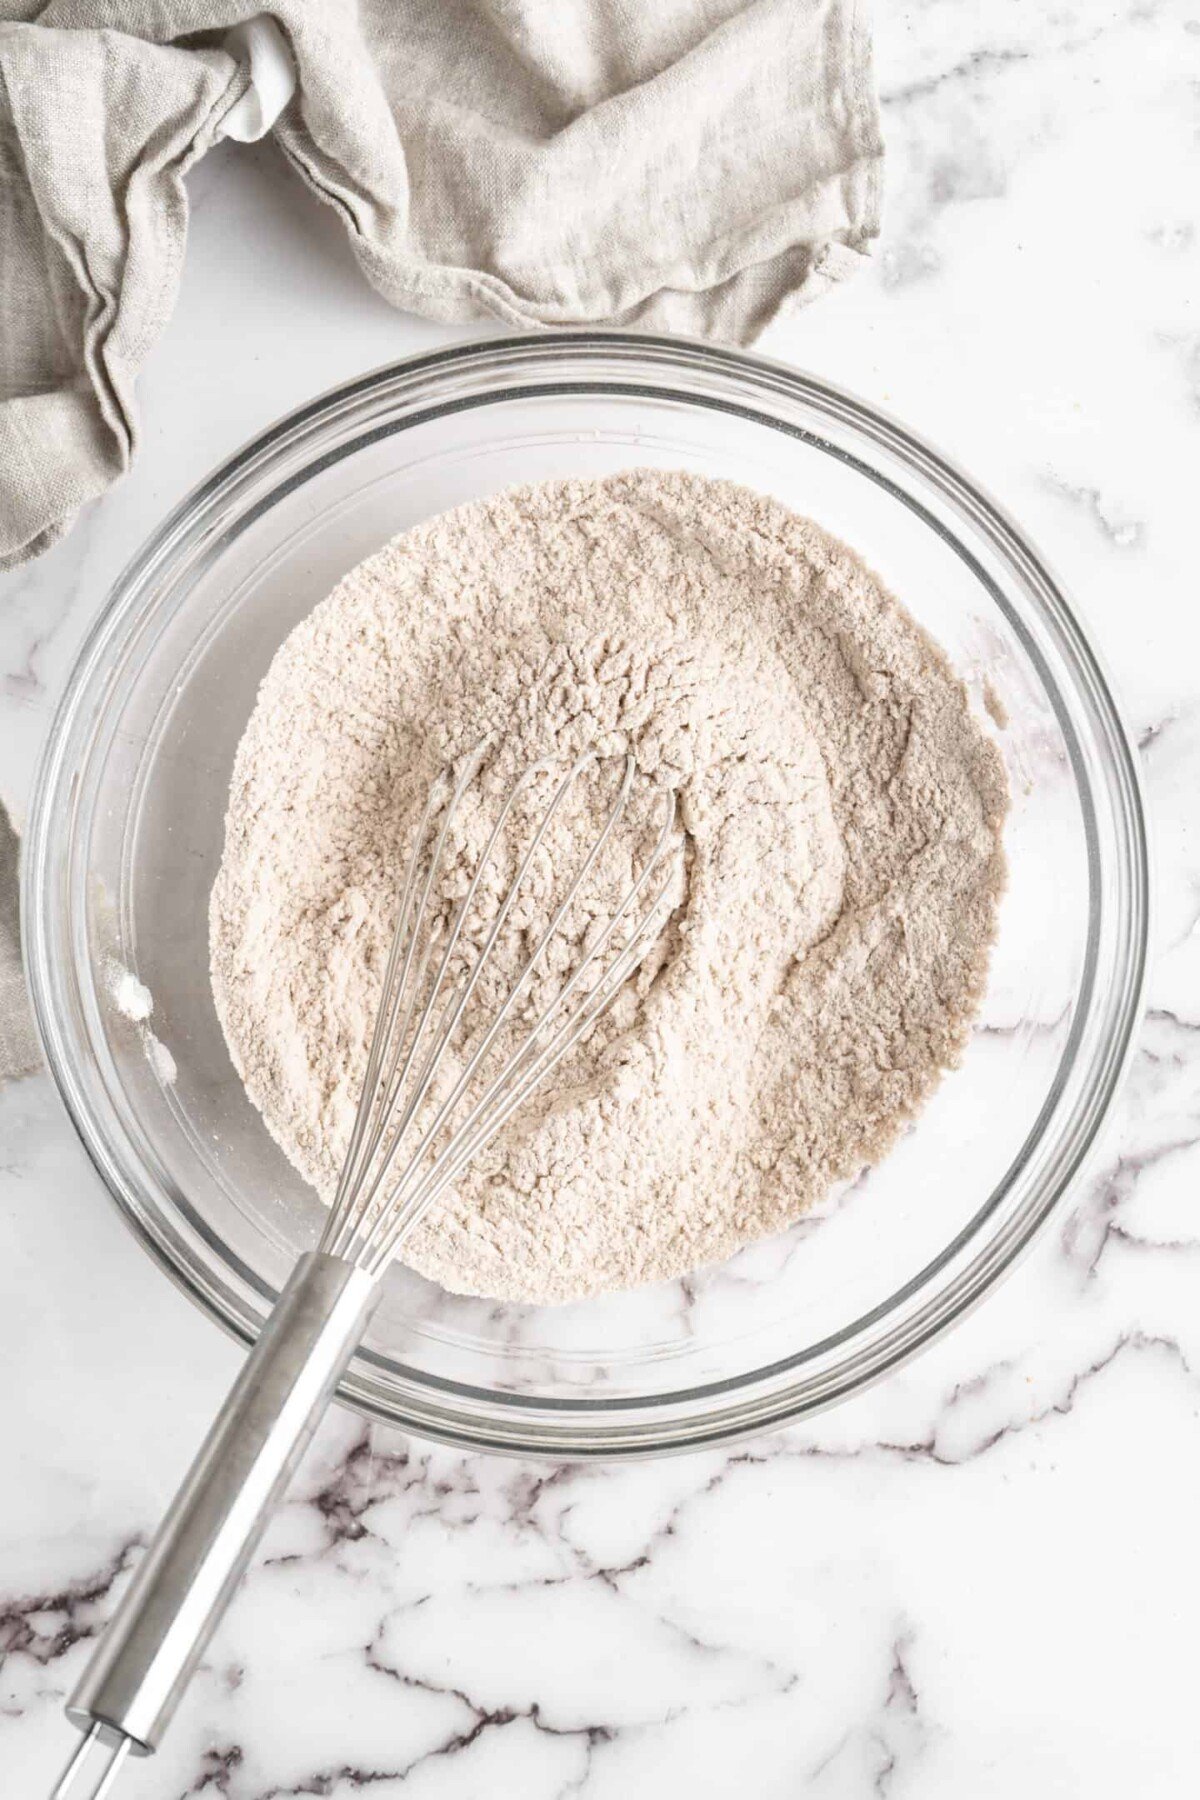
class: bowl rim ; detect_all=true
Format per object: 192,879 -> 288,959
23,328 -> 1150,1458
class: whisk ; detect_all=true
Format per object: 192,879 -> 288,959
52,747 -> 680,1800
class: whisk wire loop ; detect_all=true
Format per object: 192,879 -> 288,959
346,748 -> 609,1237
366,787 -> 678,1251
365,832 -> 679,1275
50,1723 -> 132,1800
331,765 -> 454,1220
331,743 -> 487,1240
358,753 -> 633,1226
321,749 -> 681,1272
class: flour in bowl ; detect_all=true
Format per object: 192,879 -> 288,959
210,471 -> 1007,1304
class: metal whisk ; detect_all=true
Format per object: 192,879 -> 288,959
52,748 -> 679,1800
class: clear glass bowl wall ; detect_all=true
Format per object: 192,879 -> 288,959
24,335 -> 1148,1457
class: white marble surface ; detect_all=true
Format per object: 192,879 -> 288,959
3,4 -> 1200,1794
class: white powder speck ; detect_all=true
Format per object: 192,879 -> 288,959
983,679 -> 1010,730
143,1030 -> 177,1086
108,962 -> 153,1022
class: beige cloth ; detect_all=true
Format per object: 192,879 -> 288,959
0,800 -> 39,1079
0,0 -> 882,570
0,0 -> 881,1078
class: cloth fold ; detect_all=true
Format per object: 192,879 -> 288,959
0,0 -> 882,571
0,800 -> 38,1081
0,20 -> 250,567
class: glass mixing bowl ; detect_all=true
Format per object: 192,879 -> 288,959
24,333 -> 1148,1457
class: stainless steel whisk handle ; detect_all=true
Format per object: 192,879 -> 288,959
52,1253 -> 379,1796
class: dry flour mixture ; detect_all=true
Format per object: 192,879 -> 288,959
210,471 -> 1008,1304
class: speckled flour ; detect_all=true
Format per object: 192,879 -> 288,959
210,471 -> 1007,1304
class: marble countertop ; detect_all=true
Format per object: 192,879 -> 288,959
3,6 -> 1199,1795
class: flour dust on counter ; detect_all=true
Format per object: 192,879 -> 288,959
210,471 -> 1008,1304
